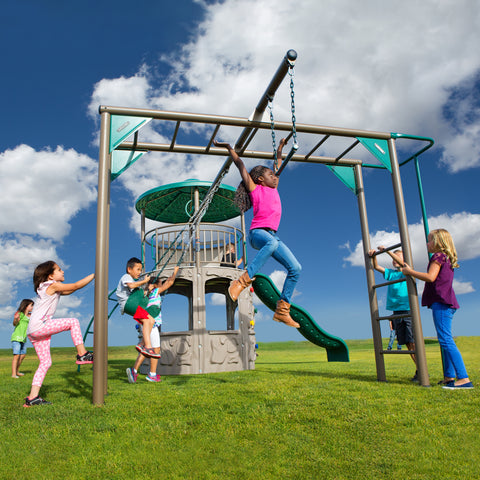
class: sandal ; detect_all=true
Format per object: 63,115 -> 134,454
140,346 -> 161,359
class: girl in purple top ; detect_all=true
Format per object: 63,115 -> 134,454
214,138 -> 301,328
401,229 -> 473,389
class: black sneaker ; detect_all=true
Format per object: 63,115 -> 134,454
76,351 -> 94,364
410,371 -> 418,382
23,396 -> 52,407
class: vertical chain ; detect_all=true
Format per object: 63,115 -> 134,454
289,66 -> 298,147
268,99 -> 278,171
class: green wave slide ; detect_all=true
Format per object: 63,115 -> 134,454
252,273 -> 349,362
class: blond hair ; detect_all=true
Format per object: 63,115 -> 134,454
430,229 -> 459,268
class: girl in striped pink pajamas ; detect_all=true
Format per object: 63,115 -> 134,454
24,261 -> 95,407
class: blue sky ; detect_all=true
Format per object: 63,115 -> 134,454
1,0 -> 479,352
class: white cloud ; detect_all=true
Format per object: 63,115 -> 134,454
343,212 -> 480,293
209,292 -> 225,306
88,71 -> 152,121
87,0 -> 480,238
55,293 -> 92,324
0,145 -> 97,317
107,1 -> 480,161
0,145 -> 97,239
269,270 -> 286,292
453,279 -> 475,295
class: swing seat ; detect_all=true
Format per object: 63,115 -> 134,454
124,288 -> 160,318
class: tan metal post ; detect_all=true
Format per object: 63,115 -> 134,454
93,111 -> 111,404
388,138 -> 429,387
355,165 -> 386,381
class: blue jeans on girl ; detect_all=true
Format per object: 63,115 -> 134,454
431,302 -> 468,380
246,228 -> 301,303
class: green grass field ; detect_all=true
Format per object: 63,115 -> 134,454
1,338 -> 478,480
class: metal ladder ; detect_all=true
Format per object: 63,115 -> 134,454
354,146 -> 430,386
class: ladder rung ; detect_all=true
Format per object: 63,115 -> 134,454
369,242 -> 402,257
377,313 -> 410,321
381,349 -> 416,355
373,277 -> 406,289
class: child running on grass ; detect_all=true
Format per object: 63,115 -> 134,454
24,261 -> 94,407
116,257 -> 160,359
401,229 -> 473,389
213,138 -> 301,328
126,267 -> 179,383
11,299 -> 34,378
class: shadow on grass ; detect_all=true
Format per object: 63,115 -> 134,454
86,358 -> 417,389
283,368 -> 415,385
59,367 -> 93,399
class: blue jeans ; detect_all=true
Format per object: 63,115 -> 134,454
247,228 -> 301,303
431,302 -> 468,380
387,329 -> 396,350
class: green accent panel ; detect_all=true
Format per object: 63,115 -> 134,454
109,115 -> 152,153
326,165 -> 357,194
135,179 -> 241,224
111,150 -> 144,180
357,137 -> 391,172
252,273 -> 349,362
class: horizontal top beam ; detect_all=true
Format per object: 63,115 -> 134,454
99,105 -> 393,140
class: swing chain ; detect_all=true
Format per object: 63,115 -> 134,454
289,66 -> 298,147
191,168 -> 228,227
268,97 -> 278,171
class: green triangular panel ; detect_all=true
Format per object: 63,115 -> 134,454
109,115 -> 152,153
326,165 -> 357,194
111,150 -> 144,181
357,137 -> 391,172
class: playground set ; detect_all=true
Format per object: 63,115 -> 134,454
90,50 -> 435,404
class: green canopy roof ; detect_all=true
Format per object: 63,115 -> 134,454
135,179 -> 241,224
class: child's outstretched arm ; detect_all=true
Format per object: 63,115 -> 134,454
368,249 -> 385,274
49,273 -> 95,295
273,138 -> 288,175
126,275 -> 151,290
214,140 -> 256,192
156,266 -> 179,294
401,261 -> 441,283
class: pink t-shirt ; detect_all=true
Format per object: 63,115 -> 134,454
27,281 -> 60,334
249,185 -> 282,231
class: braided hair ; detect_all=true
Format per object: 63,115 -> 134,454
234,165 -> 269,213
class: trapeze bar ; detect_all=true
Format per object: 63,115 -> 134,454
275,143 -> 298,177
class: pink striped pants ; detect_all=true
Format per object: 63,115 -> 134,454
28,317 -> 84,387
